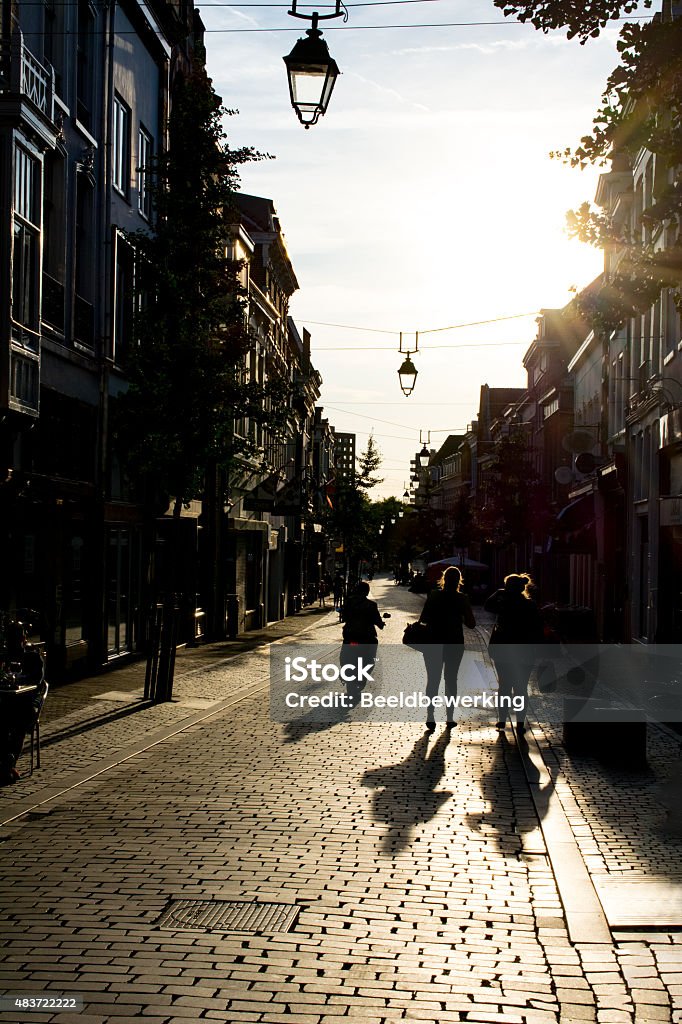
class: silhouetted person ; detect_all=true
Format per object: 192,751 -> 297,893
485,572 -> 543,734
340,582 -> 386,704
332,573 -> 345,611
341,581 -> 385,645
419,566 -> 476,732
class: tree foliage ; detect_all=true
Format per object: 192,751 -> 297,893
553,16 -> 682,331
116,68 -> 290,509
479,434 -> 550,546
451,493 -> 477,551
493,0 -> 652,42
320,439 -> 386,577
356,434 -> 384,491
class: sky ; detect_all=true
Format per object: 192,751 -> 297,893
200,0 -> 635,498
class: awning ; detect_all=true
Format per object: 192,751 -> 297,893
549,494 -> 596,554
427,556 -> 489,571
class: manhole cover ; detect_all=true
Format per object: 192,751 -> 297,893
156,899 -> 301,934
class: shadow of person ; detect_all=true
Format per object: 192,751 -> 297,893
361,729 -> 453,856
462,731 -> 534,857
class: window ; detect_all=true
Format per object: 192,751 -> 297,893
614,353 -> 624,434
74,173 -> 95,348
76,0 -> 94,126
113,232 -> 134,364
113,95 -> 130,196
664,289 -> 680,360
12,146 -> 40,333
42,150 -> 66,333
44,0 -> 65,95
137,126 -> 153,219
12,353 -> 39,407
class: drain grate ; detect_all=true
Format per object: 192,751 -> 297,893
156,899 -> 301,934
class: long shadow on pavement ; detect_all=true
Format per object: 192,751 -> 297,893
464,732 -> 532,857
361,729 -> 453,855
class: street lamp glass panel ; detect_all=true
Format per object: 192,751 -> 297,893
284,31 -> 340,127
398,354 -> 418,396
418,444 -> 430,469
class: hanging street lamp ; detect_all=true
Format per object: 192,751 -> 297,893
398,354 -> 418,397
418,430 -> 431,470
397,331 -> 419,397
284,0 -> 346,128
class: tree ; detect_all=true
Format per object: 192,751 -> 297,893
451,493 -> 477,552
356,435 -> 384,491
116,68 -> 290,514
478,433 -> 550,548
554,16 -> 682,332
492,0 -> 652,42
320,440 -> 387,580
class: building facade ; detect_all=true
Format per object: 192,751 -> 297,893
0,9 -> 335,677
0,0 -> 200,673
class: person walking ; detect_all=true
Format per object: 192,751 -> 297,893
484,573 -> 543,734
341,581 -> 385,646
418,566 -> 476,732
340,581 -> 387,704
332,573 -> 345,612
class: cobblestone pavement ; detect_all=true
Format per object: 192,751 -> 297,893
0,606 -> 336,813
1,578 -> 681,1024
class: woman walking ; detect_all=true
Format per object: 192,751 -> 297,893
419,566 -> 476,732
484,573 -> 543,734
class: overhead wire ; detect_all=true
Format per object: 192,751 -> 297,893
324,405 -> 466,434
298,311 -> 540,348
18,15 -> 652,33
298,312 -> 538,334
153,14 -> 654,29
312,340 -> 530,350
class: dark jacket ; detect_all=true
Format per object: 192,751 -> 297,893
419,589 -> 476,644
484,589 -> 543,644
341,595 -> 384,643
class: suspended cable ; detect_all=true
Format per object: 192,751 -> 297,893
327,400 -> 479,405
17,15 -> 651,35
297,310 -> 538,338
313,340 -> 530,350
324,404 -> 467,433
419,312 -> 538,334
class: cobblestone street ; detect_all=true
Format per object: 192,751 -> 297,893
1,579 -> 681,1024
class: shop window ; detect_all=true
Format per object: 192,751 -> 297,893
64,535 -> 85,645
245,537 -> 260,611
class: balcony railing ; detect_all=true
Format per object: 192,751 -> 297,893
5,29 -> 54,121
